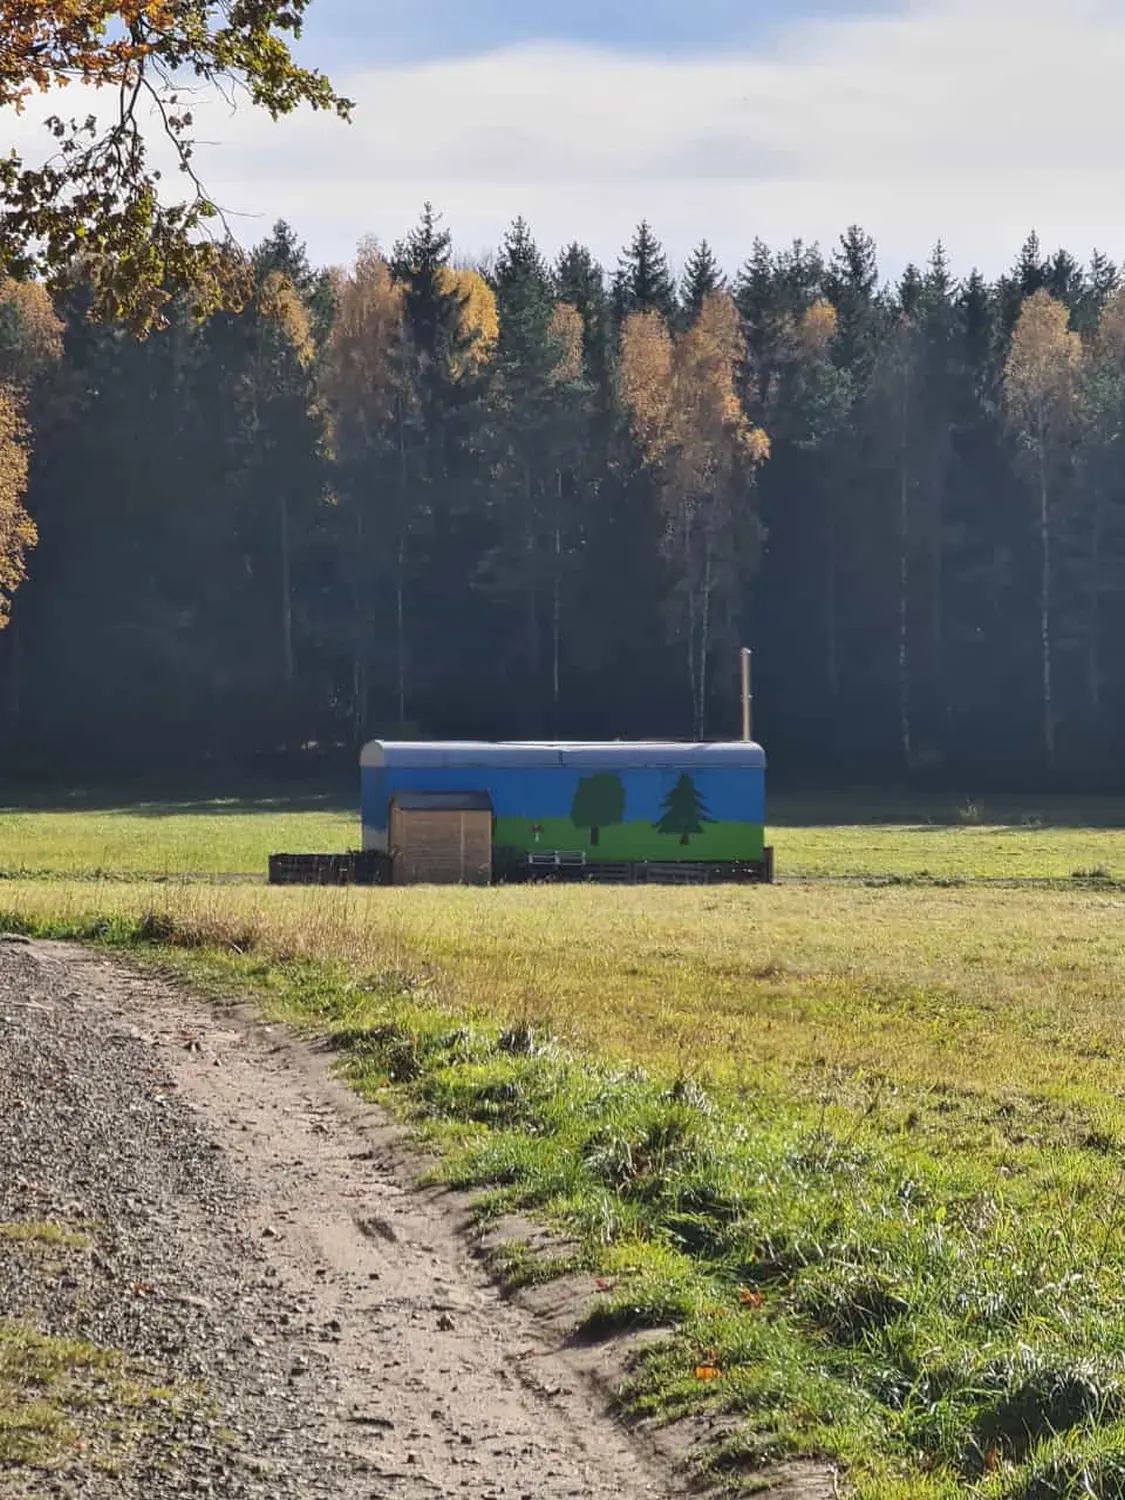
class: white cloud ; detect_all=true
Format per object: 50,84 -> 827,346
7,0 -> 1125,280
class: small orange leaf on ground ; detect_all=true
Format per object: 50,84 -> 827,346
738,1288 -> 764,1308
693,1365 -> 722,1381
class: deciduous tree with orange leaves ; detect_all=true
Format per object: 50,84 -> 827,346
1004,288 -> 1084,769
0,389 -> 33,630
323,240 -> 420,733
621,292 -> 769,737
0,276 -> 61,633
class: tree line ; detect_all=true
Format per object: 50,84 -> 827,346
2,210 -> 1124,788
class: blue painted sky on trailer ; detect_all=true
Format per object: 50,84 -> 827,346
299,0 -> 897,66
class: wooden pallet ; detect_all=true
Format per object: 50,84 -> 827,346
267,851 -> 392,887
500,852 -> 774,886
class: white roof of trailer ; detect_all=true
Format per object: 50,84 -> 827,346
361,740 -> 766,770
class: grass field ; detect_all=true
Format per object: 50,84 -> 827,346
0,795 -> 354,877
5,787 -> 1125,880
8,790 -> 1125,1495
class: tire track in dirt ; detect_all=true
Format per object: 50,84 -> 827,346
2,939 -> 691,1498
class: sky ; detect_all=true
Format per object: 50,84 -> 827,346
8,0 -> 1125,283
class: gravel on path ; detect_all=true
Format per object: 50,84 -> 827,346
0,937 -> 687,1500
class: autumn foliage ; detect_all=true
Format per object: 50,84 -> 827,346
0,389 -> 34,629
0,2 -> 349,330
620,293 -> 769,737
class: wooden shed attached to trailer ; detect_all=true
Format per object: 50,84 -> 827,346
389,789 -> 493,886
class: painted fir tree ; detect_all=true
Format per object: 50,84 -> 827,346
653,774 -> 712,846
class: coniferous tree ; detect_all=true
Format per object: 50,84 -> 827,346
16,208 -> 1125,787
682,240 -> 725,323
484,219 -> 592,728
614,221 -> 678,326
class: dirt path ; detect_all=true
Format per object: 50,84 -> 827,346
0,939 -> 688,1499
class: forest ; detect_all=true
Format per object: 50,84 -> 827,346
0,209 -> 1122,788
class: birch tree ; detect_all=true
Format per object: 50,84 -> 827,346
620,294 -> 769,737
322,241 -> 418,733
1004,290 -> 1083,769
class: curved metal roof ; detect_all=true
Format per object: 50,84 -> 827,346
361,740 -> 766,770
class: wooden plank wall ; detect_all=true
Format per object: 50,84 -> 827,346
390,808 -> 493,885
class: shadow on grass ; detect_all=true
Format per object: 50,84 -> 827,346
0,779 -> 355,818
770,790 -> 1125,831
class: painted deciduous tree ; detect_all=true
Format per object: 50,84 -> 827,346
1,2 -> 350,330
621,294 -> 769,738
570,772 -> 625,846
1004,290 -> 1083,769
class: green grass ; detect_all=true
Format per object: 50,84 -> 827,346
771,792 -> 1125,880
0,797 -> 354,877
7,874 -> 1125,1496
0,1222 -> 90,1250
10,789 -> 1125,1493
6,786 -> 1125,881
0,1321 -> 180,1470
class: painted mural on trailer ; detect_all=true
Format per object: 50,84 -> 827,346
360,742 -> 766,862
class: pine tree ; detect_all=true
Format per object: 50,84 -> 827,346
555,243 -> 605,320
1074,251 -> 1119,338
392,203 -> 466,379
554,242 -> 610,381
998,232 -> 1048,333
682,240 -> 725,323
1075,291 -> 1125,742
253,220 -> 335,345
495,218 -> 551,306
826,226 -> 883,379
898,264 -> 924,318
614,221 -> 678,325
485,219 -> 590,728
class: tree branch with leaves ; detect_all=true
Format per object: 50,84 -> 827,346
1,1 -> 350,330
